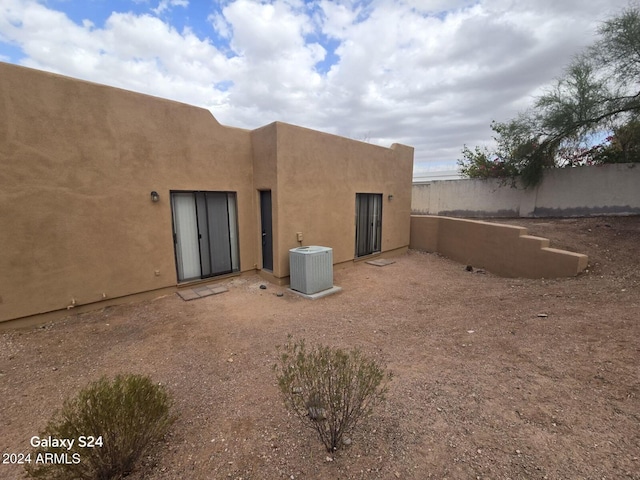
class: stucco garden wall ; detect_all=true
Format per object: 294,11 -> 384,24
410,215 -> 588,278
412,164 -> 640,218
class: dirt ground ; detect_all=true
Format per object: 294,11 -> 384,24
1,216 -> 639,480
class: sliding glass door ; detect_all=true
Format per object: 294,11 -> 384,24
171,191 -> 239,282
355,193 -> 382,257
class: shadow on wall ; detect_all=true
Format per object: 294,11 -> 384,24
409,216 -> 588,278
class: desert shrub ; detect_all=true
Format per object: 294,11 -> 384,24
25,374 -> 175,480
274,337 -> 391,452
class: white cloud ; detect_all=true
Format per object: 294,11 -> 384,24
208,12 -> 232,39
318,0 -> 363,38
223,0 -> 313,58
0,1 -> 234,109
0,0 -> 634,173
152,0 -> 189,15
218,0 -> 327,123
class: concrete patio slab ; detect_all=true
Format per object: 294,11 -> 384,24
177,289 -> 201,301
177,285 -> 229,301
366,259 -> 396,267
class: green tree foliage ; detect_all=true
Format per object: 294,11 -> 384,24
25,374 -> 175,480
459,5 -> 640,186
274,337 -> 391,452
598,120 -> 640,163
457,145 -> 519,180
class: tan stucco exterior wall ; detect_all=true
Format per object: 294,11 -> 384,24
0,63 -> 414,325
269,123 -> 414,279
0,63 -> 255,323
250,123 -> 279,276
410,216 -> 588,278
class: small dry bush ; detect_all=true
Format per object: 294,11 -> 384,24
25,374 -> 175,480
274,337 -> 391,452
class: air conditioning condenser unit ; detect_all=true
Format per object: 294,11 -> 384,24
289,246 -> 333,295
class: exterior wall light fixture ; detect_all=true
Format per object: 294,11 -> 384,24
388,194 -> 394,200
150,191 -> 160,202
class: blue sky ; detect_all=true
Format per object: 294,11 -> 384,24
0,0 -> 631,176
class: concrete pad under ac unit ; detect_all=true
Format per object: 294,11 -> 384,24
287,285 -> 343,299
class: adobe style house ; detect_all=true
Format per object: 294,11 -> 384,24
0,62 -> 414,327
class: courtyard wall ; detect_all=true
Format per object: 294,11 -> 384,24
412,164 -> 640,218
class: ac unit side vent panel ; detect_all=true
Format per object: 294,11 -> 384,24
289,246 -> 333,295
